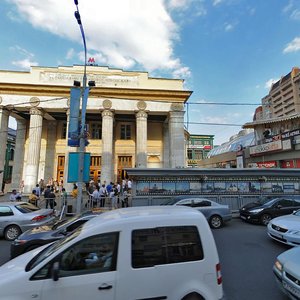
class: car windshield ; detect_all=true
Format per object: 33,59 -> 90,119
26,226 -> 82,271
15,203 -> 40,213
51,215 -> 79,230
294,210 -> 300,217
160,198 -> 180,205
256,197 -> 277,206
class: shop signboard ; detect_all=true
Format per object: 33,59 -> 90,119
250,140 -> 282,156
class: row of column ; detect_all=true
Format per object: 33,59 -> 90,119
1,103 -> 185,194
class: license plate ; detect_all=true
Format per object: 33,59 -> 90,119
283,280 -> 300,298
240,215 -> 246,220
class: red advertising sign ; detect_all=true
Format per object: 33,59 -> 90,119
281,160 -> 295,168
256,161 -> 277,168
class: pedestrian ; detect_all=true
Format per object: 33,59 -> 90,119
92,186 -> 100,208
61,188 -> 68,208
110,185 -> 118,209
33,184 -> 41,197
127,179 -> 132,193
44,185 -> 51,209
106,182 -> 113,195
48,188 -> 56,210
9,189 -> 22,201
122,190 -> 129,208
99,184 -> 107,207
39,178 -> 45,194
28,190 -> 39,206
71,184 -> 78,199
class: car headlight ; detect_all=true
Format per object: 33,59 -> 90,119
274,260 -> 283,273
249,208 -> 264,214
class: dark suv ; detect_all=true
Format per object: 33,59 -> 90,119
239,196 -> 300,225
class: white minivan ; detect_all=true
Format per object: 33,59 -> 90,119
0,206 -> 224,300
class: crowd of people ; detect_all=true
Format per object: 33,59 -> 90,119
86,178 -> 132,209
9,177 -> 132,212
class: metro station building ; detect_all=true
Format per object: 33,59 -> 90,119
0,65 -> 192,193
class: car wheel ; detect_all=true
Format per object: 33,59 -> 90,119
260,214 -> 272,226
182,292 -> 204,300
4,225 -> 22,241
209,215 -> 223,229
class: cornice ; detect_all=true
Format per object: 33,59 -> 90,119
0,83 -> 192,103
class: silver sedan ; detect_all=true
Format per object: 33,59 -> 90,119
267,209 -> 300,247
274,246 -> 300,299
0,202 -> 56,241
161,196 -> 232,229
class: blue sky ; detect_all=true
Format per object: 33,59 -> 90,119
2,0 -> 300,145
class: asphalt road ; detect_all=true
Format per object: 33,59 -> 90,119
213,218 -> 290,300
0,218 -> 291,300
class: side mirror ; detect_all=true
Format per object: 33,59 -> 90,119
276,204 -> 282,209
52,261 -> 60,281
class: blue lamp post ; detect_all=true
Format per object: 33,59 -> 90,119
73,0 -> 88,214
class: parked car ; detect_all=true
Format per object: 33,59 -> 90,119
239,196 -> 300,225
0,202 -> 55,241
10,210 -> 103,258
161,195 -> 232,229
0,206 -> 224,300
267,209 -> 300,246
273,246 -> 300,299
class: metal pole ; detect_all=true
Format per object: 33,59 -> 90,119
74,0 -> 87,214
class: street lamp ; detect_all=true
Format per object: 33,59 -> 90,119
74,0 -> 88,214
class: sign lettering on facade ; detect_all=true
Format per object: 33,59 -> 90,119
250,140 -> 282,156
281,129 -> 300,139
40,72 -> 139,87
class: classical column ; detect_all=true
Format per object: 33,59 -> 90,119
24,107 -> 44,193
44,120 -> 57,182
168,103 -> 185,168
135,105 -> 148,168
163,121 -> 170,168
101,100 -> 114,184
63,109 -> 75,192
11,119 -> 26,191
0,106 -> 9,190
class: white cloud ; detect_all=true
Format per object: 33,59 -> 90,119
224,23 -> 234,32
12,58 -> 38,69
212,0 -> 224,6
9,0 -> 190,77
265,78 -> 279,90
283,37 -> 300,53
66,48 -> 75,60
9,45 -> 38,69
290,9 -> 300,21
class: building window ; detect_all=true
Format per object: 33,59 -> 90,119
187,149 -> 193,159
194,150 -> 203,160
91,123 -> 102,139
61,122 -> 67,139
121,124 -> 131,140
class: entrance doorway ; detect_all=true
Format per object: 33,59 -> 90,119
117,156 -> 132,182
90,156 -> 101,183
57,156 -> 65,182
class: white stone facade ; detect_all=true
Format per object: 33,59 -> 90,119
0,65 -> 192,193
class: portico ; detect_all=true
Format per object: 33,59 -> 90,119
0,65 -> 192,193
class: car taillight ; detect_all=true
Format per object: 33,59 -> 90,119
216,263 -> 222,285
32,215 -> 47,222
